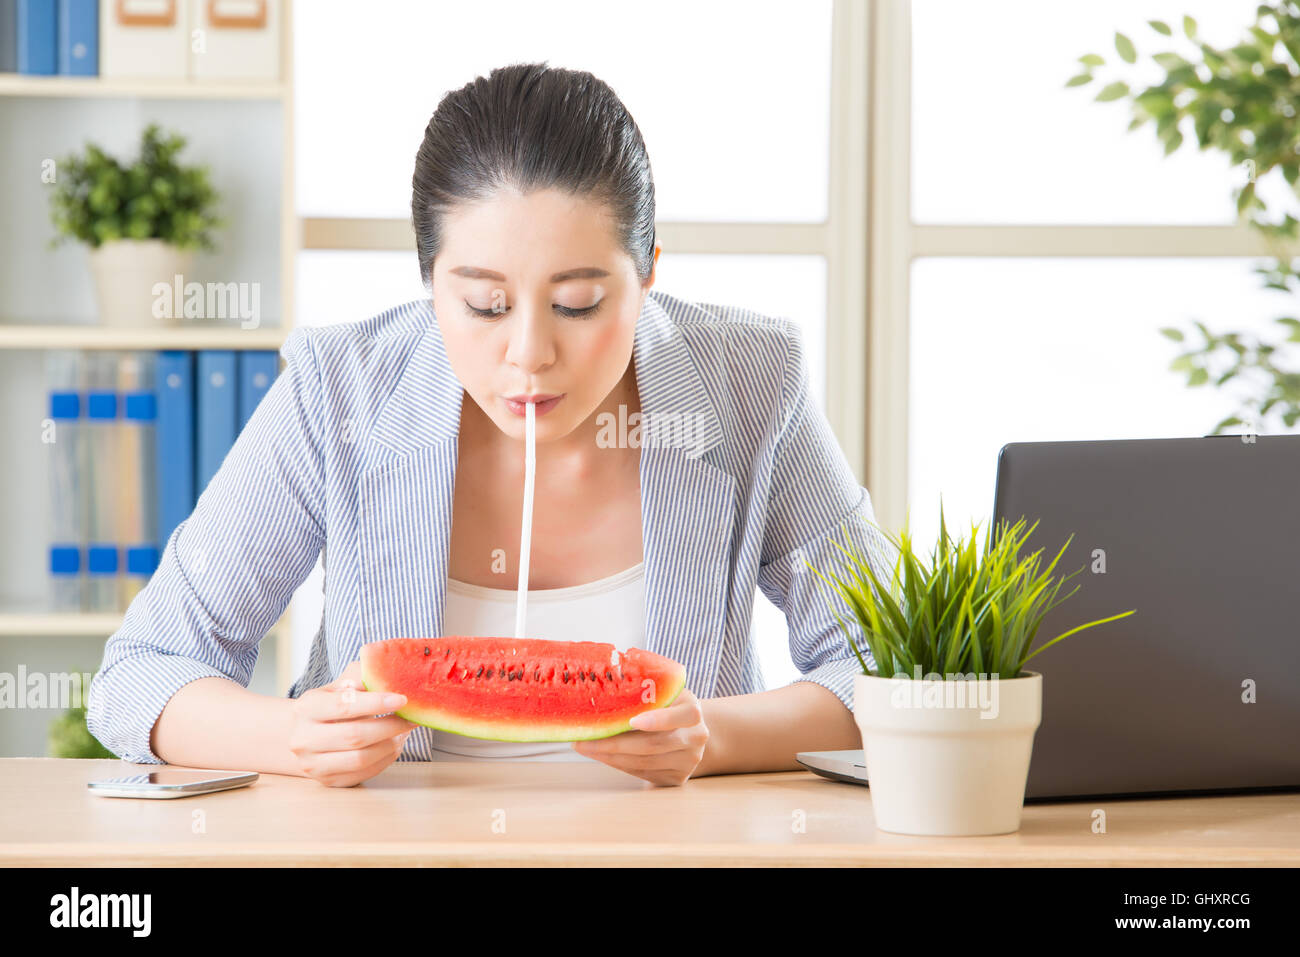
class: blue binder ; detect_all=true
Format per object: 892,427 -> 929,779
238,350 -> 280,433
47,388 -> 82,607
1,0 -> 19,73
197,351 -> 237,496
16,0 -> 56,75
156,351 -> 194,551
123,384 -> 158,575
85,387 -> 118,599
57,0 -> 95,76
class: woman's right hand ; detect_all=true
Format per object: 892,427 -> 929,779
288,660 -> 419,787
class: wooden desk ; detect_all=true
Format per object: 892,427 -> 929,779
2,758 -> 1297,866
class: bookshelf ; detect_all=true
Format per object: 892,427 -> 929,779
0,607 -> 290,639
0,74 -> 286,100
0,1 -> 300,756
0,324 -> 289,351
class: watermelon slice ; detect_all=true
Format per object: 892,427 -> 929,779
359,637 -> 688,742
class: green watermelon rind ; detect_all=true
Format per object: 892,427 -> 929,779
358,640 -> 687,743
391,679 -> 686,743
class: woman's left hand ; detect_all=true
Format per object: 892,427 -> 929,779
572,688 -> 709,787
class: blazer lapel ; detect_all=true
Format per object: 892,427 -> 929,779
631,297 -> 735,697
352,295 -> 736,700
354,304 -> 463,663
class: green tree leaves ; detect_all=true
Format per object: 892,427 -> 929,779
1096,80 -> 1130,101
1163,316 -> 1300,432
1072,2 -> 1300,435
1115,31 -> 1137,63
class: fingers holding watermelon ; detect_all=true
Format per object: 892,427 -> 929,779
287,660 -> 420,788
572,687 -> 710,787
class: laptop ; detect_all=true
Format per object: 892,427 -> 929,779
797,434 -> 1300,802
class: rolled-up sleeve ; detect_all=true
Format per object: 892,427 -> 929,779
754,322 -> 899,712
87,327 -> 328,764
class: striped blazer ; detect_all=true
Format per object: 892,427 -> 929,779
87,289 -> 897,765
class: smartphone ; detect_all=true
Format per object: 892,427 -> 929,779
87,768 -> 258,799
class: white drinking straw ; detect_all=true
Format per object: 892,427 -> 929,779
514,400 -> 536,640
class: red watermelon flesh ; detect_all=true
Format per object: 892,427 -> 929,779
359,637 -> 688,742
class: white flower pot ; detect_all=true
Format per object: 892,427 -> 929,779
853,670 -> 1042,836
86,239 -> 195,327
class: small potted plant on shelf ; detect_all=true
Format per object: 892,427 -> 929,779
47,123 -> 222,327
807,506 -> 1136,836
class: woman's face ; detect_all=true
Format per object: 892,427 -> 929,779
430,185 -> 658,446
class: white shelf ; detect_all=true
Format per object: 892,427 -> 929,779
0,612 -> 125,637
0,609 -> 290,639
0,74 -> 286,101
0,322 -> 288,351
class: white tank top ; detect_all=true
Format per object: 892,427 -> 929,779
429,562 -> 648,760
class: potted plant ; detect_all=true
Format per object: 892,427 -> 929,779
807,507 -> 1136,836
48,123 -> 222,327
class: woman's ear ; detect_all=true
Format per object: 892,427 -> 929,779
644,242 -> 662,289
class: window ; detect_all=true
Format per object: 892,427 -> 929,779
911,0 -> 1284,224
291,0 -> 861,694
884,1 -> 1300,553
908,257 -> 1290,548
295,0 -> 832,222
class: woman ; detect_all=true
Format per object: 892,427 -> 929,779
88,62 -> 895,788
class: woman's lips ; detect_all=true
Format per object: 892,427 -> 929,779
503,394 -> 564,417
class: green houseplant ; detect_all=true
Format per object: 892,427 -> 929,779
46,671 -> 114,759
48,705 -> 115,759
48,123 -> 222,327
806,507 -> 1135,836
1068,3 -> 1300,434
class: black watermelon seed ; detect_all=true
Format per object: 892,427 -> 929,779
563,670 -> 570,682
476,666 -> 484,678
486,668 -> 494,679
589,671 -> 597,681
534,668 -> 540,680
605,670 -> 612,681
424,646 -> 430,656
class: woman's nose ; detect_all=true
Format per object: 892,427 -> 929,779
504,301 -> 556,372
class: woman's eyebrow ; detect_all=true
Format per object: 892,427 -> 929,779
449,266 -> 610,282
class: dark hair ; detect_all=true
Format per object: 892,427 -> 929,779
411,61 -> 657,288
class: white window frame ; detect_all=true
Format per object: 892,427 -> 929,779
285,0 -> 1300,693
298,0 -> 874,494
869,0 -> 1300,533
296,0 -> 1300,535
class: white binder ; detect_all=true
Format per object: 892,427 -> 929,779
189,0 -> 280,82
100,0 -> 190,80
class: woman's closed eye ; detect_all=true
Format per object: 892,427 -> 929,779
463,300 -> 603,320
